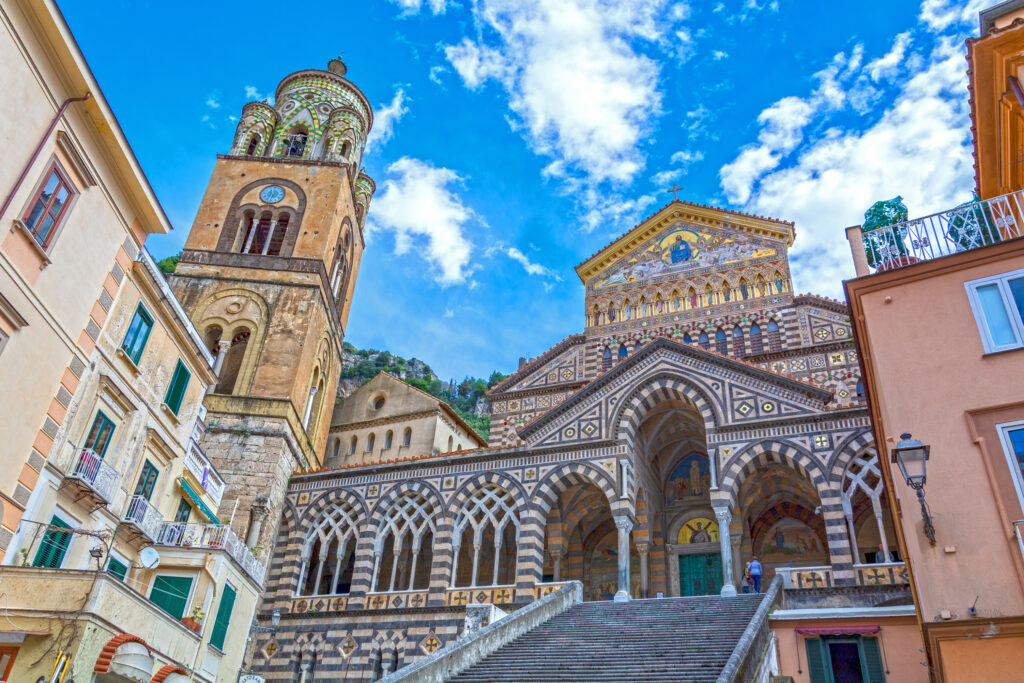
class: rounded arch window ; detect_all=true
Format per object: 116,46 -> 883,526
372,395 -> 386,411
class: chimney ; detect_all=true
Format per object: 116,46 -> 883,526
518,357 -> 527,369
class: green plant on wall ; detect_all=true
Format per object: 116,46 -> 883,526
862,196 -> 909,269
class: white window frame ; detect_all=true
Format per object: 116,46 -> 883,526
148,569 -> 198,617
105,548 -> 132,581
965,268 -> 1024,353
998,419 -> 1024,510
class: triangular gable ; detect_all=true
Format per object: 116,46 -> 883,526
488,335 -> 586,396
575,200 -> 795,286
519,338 -> 831,449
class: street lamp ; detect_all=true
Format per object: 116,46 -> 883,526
271,609 -> 281,627
892,433 -> 935,545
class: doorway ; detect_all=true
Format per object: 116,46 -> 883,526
677,552 -> 722,596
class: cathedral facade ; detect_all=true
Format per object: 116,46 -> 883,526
248,200 -> 898,680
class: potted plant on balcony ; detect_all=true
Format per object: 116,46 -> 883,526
862,196 -> 911,270
182,606 -> 205,633
947,196 -> 1000,251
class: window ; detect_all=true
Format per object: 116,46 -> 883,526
683,334 -> 692,344
149,575 -> 193,620
134,460 -> 158,500
121,305 -> 154,364
22,164 -> 74,248
856,380 -> 865,399
715,329 -> 728,355
284,132 -> 308,157
164,360 -> 191,415
750,323 -> 763,355
998,421 -> 1024,509
0,645 -> 18,680
384,430 -> 393,449
966,270 -> 1024,353
32,515 -> 72,568
174,497 -> 192,523
106,555 -> 129,581
245,134 -> 261,156
447,436 -> 454,452
733,326 -> 745,357
84,411 -> 115,457
618,345 -> 628,361
804,636 -> 885,683
209,583 -> 237,650
767,320 -> 782,352
349,436 -> 357,455
366,433 -> 375,452
374,396 -> 386,410
602,348 -> 612,371
698,332 -> 710,350
402,428 -> 412,447
332,439 -> 341,460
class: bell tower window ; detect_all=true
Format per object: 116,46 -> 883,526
245,134 -> 261,156
284,130 -> 308,158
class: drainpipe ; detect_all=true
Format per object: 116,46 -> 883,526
0,93 -> 91,219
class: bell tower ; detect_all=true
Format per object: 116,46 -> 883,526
169,58 -> 374,549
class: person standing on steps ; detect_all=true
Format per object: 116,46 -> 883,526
749,556 -> 763,593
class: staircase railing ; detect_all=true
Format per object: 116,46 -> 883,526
379,581 -> 583,683
717,575 -> 783,683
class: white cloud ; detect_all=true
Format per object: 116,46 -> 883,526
443,0 -> 685,186
866,32 -> 911,81
367,158 -> 478,285
683,104 -> 713,141
429,65 -> 448,85
918,0 -> 987,31
244,85 -> 266,100
366,87 -> 409,153
670,150 -> 704,166
444,308 -> 455,319
506,247 -> 561,282
652,168 -> 683,186
390,0 -> 450,15
720,33 -> 976,297
712,50 -> 728,61
205,93 -> 220,109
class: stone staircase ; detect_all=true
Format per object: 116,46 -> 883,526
445,593 -> 767,683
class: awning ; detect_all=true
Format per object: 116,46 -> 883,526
178,478 -> 219,525
795,626 -> 881,636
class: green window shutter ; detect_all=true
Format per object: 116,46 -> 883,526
805,638 -> 830,683
150,575 -> 192,620
32,516 -> 72,568
84,411 -> 115,457
107,557 -> 128,581
209,584 -> 237,650
164,359 -> 191,415
860,637 -> 886,683
175,497 -> 192,523
134,461 -> 159,500
121,305 -> 154,364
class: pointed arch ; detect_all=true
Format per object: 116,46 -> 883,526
767,319 -> 782,351
732,325 -> 745,357
531,462 -> 621,522
698,331 -> 710,350
717,439 -> 828,504
715,328 -> 728,355
749,322 -> 763,355
610,372 -> 719,448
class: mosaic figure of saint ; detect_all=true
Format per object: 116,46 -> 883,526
688,521 -> 712,544
689,459 -> 703,496
670,235 -> 692,263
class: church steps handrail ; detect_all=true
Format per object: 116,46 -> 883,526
717,574 -> 783,683
378,581 -> 583,683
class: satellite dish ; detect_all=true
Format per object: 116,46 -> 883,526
139,547 -> 161,569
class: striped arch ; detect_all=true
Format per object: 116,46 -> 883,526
445,471 -> 529,520
531,461 -> 622,521
748,501 -> 828,553
300,487 -> 369,534
718,439 -> 828,504
368,480 -> 444,526
827,429 -> 877,485
611,373 -> 719,446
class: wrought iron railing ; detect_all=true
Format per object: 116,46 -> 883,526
859,190 -> 1023,273
122,495 -> 164,541
156,522 -> 266,585
66,448 -> 119,504
183,446 -> 225,507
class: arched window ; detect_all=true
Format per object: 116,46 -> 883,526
372,492 -> 436,591
756,275 -> 767,297
607,304 -> 616,323
265,214 -> 289,256
349,436 -> 357,455
767,320 -> 782,351
284,129 -> 308,158
633,339 -> 642,352
366,433 -> 375,452
303,369 -> 321,429
592,306 -> 601,327
856,380 -> 865,399
447,436 -> 454,452
452,486 -> 519,588
457,443 -> 463,450
245,134 -> 261,156
721,281 -> 731,302
774,271 -> 786,293
672,291 -> 681,311
203,325 -> 223,357
215,328 -> 250,394
384,430 -> 393,450
239,212 -> 273,254
623,300 -> 632,320
683,333 -> 692,344
715,328 -> 728,355
698,331 -> 710,350
602,348 -> 612,371
704,286 -> 715,307
688,288 -> 698,309
733,326 -> 745,357
638,297 -> 647,318
739,279 -> 750,300
618,345 -> 628,361
339,140 -> 352,159
402,427 -> 412,447
655,295 -> 664,314
298,501 -> 359,596
749,323 -> 763,355
331,439 -> 341,461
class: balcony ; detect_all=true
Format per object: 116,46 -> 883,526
848,190 -> 1024,276
59,448 -> 119,510
119,495 -> 163,543
155,522 -> 266,586
183,445 -> 225,508
775,562 -> 909,590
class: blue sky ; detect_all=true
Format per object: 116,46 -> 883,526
62,0 -> 984,380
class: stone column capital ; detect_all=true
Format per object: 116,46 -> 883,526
251,496 -> 271,519
549,547 -> 565,561
614,517 -> 634,533
635,543 -> 650,556
713,507 -> 732,524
